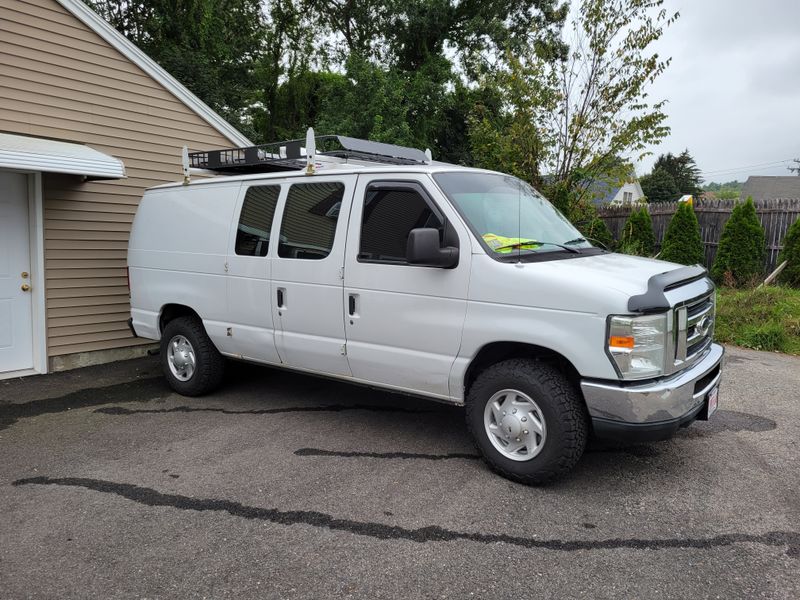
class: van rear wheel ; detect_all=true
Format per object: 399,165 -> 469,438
466,359 -> 588,485
161,316 -> 225,396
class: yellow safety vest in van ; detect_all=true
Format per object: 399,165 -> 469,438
482,233 -> 541,254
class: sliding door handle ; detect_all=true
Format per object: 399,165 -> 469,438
348,294 -> 356,316
277,288 -> 285,308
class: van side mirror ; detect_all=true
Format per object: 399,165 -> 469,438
406,228 -> 459,268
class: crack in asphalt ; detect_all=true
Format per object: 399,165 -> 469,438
294,448 -> 481,460
12,476 -> 799,558
94,404 -> 438,416
0,377 -> 168,431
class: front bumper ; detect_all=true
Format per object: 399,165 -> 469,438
581,343 -> 724,442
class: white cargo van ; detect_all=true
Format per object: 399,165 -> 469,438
128,133 -> 723,484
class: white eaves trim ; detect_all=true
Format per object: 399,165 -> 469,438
0,132 -> 126,179
55,0 -> 253,148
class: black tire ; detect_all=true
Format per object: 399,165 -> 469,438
465,359 -> 588,485
160,315 -> 225,396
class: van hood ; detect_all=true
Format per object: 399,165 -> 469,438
470,251 -> 706,317
540,252 -> 685,297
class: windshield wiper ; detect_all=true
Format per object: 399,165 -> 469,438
494,240 -> 580,254
564,236 -> 609,251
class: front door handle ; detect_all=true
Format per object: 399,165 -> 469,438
348,294 -> 356,316
21,283 -> 31,292
277,288 -> 285,308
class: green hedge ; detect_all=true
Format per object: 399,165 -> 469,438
618,207 -> 655,256
580,215 -> 615,250
660,202 -> 704,265
778,216 -> 800,287
711,197 -> 765,286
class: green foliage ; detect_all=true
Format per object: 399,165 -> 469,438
569,202 -> 615,250
88,0 -> 267,136
715,287 -> 800,354
640,167 -> 679,202
711,197 -> 765,286
652,149 -> 702,196
714,188 -> 740,200
469,0 -> 677,216
660,202 -> 704,265
583,216 -> 615,250
468,54 -> 555,184
703,180 -> 742,200
619,207 -> 655,256
778,217 -> 800,287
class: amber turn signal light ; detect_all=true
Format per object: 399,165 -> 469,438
609,335 -> 635,349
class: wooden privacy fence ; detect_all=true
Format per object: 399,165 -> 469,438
597,198 -> 800,271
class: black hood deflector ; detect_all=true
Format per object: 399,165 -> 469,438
628,265 -> 710,313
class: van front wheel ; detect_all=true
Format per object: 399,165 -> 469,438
161,316 -> 225,396
466,359 -> 587,485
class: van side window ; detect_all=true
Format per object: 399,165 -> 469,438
278,182 -> 344,260
235,185 -> 280,257
358,186 -> 444,263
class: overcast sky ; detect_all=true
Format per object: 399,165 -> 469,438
635,0 -> 800,183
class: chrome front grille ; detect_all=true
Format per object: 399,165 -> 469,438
686,296 -> 715,358
668,291 -> 715,374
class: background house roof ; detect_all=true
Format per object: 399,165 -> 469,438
55,0 -> 252,148
585,180 -> 622,205
740,176 -> 800,202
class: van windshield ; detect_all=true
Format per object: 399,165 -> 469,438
433,172 -> 594,258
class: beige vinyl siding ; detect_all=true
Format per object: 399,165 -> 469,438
0,0 -> 239,358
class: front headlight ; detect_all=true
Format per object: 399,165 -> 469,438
608,314 -> 667,380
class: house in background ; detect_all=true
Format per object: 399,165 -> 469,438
0,0 -> 250,379
740,176 -> 800,202
586,174 -> 645,206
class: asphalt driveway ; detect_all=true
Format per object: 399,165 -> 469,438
0,345 -> 798,599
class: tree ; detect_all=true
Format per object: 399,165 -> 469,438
619,207 -> 655,255
88,0 -> 268,135
778,217 -> 800,287
469,0 -> 677,219
307,0 -> 569,75
653,149 -> 702,196
571,205 -> 616,250
711,197 -> 766,286
789,158 -> 800,175
660,202 -> 704,265
640,167 -> 679,202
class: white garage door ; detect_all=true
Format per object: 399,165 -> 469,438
0,172 -> 33,374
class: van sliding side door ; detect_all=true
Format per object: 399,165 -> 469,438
270,175 -> 356,376
224,182 -> 284,364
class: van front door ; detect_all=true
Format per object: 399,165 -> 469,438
343,175 -> 471,399
271,175 -> 355,376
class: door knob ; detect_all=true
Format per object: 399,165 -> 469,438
21,284 -> 31,292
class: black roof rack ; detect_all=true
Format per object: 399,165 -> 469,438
188,135 -> 429,174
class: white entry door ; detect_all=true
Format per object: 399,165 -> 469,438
0,172 -> 34,373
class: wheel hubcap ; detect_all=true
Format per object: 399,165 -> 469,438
167,335 -> 195,381
484,389 -> 547,461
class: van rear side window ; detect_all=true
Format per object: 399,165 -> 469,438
278,182 -> 344,260
235,185 -> 280,257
